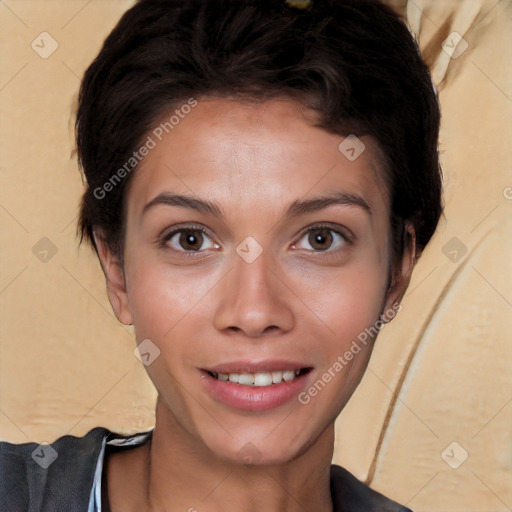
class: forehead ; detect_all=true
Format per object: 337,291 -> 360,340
125,98 -> 390,221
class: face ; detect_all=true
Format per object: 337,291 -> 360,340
97,98 -> 414,465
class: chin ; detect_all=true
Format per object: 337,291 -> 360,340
203,427 -> 316,468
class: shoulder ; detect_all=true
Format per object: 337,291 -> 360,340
0,427 -> 110,511
330,464 -> 413,512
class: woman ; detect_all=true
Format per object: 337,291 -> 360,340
0,0 -> 442,510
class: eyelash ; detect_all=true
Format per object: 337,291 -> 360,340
158,223 -> 353,256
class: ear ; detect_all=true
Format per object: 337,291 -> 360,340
93,231 -> 134,326
382,222 -> 417,319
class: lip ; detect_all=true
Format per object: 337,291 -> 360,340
203,359 -> 310,374
200,360 -> 313,411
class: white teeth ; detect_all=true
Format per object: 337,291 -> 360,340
238,373 -> 254,386
254,372 -> 273,387
283,370 -> 295,382
271,371 -> 283,383
214,369 -> 303,386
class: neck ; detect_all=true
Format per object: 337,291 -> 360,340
142,399 -> 334,512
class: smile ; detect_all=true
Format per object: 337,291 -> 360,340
207,369 -> 309,386
200,364 -> 313,411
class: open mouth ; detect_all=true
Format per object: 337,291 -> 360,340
200,364 -> 314,410
205,368 -> 312,387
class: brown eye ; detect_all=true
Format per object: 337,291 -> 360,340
164,228 -> 219,252
308,228 -> 333,251
178,229 -> 204,251
293,225 -> 348,252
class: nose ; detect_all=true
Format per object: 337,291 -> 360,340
213,250 -> 295,338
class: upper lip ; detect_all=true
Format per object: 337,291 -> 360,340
203,360 -> 313,374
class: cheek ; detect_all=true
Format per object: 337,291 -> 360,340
125,255 -> 214,339
338,271 -> 385,333
296,266 -> 387,412
300,262 -> 387,344
124,259 -> 210,397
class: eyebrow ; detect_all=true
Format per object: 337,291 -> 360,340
142,191 -> 372,218
287,192 -> 372,217
143,193 -> 222,216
